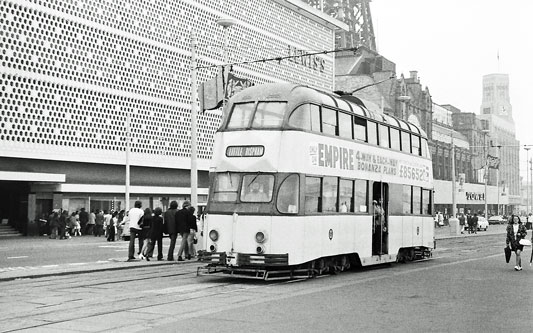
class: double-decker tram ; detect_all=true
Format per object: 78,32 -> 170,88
197,83 -> 434,280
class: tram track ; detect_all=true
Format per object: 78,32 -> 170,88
0,264 -> 292,332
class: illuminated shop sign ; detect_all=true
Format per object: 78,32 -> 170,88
226,145 -> 265,157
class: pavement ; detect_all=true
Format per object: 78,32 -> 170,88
0,223 -> 512,282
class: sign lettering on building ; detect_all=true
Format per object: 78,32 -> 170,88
287,46 -> 326,73
465,192 -> 485,201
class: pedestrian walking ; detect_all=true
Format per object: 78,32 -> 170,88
49,211 -> 59,239
79,208 -> 89,235
176,200 -> 191,261
471,213 -> 478,234
164,201 -> 179,261
58,210 -> 69,239
106,211 -> 117,241
506,215 -> 527,271
145,207 -> 164,261
127,201 -> 145,261
95,210 -> 104,237
70,212 -> 81,236
187,206 -> 198,259
86,210 -> 96,236
458,213 -> 466,234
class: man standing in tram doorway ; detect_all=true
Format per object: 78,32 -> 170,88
373,199 -> 385,255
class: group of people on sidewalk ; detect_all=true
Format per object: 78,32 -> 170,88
43,208 -> 127,241
127,200 -> 200,262
457,212 -> 480,234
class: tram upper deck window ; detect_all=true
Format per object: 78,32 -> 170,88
288,104 -> 320,132
367,121 -> 378,145
401,131 -> 411,153
390,128 -> 400,150
412,135 -> 421,156
379,124 -> 389,148
338,112 -> 352,139
354,117 -> 367,142
322,107 -> 337,136
252,102 -> 286,128
227,102 -> 255,129
277,174 -> 299,214
421,138 -> 429,158
240,174 -> 274,202
213,173 -> 240,202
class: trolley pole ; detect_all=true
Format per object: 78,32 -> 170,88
190,31 -> 198,209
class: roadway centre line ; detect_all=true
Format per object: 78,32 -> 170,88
7,256 -> 28,259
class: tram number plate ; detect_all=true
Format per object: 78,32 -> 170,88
226,145 -> 264,157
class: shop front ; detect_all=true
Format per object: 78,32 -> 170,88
434,180 -> 513,218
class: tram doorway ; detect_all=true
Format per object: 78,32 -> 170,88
0,181 -> 30,234
372,182 -> 389,255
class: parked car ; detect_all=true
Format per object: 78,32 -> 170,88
477,216 -> 489,231
488,215 -> 507,225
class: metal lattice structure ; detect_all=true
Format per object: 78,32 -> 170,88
303,0 -> 377,51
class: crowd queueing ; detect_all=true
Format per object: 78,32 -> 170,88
38,200 -> 203,262
127,200 -> 199,262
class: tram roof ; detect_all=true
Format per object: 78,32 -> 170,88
230,83 -> 427,138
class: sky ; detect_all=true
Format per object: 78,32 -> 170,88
370,0 -> 533,178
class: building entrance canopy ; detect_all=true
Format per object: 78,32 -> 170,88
0,171 -> 65,183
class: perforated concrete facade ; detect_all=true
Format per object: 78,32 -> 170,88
1,0 -> 340,171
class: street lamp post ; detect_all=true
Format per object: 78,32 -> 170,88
397,95 -> 411,120
125,114 -> 130,212
451,133 -> 457,218
216,17 -> 236,105
526,158 -> 533,215
526,147 -> 530,215
190,31 -> 198,209
481,129 -> 490,221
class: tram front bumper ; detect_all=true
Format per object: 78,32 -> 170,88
198,251 -> 288,267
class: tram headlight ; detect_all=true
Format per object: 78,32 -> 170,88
255,231 -> 267,243
209,229 -> 219,242
256,245 -> 265,254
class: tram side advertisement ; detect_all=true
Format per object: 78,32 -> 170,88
309,142 -> 432,187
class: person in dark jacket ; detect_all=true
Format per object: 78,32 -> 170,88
186,206 -> 198,259
49,211 -> 60,239
506,215 -> 527,271
145,207 -> 164,261
139,208 -> 153,260
58,210 -> 69,239
164,201 -> 179,261
78,208 -> 89,235
176,201 -> 191,261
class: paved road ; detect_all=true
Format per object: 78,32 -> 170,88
1,227 -> 532,332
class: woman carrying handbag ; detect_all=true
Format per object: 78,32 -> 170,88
505,215 -> 527,271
